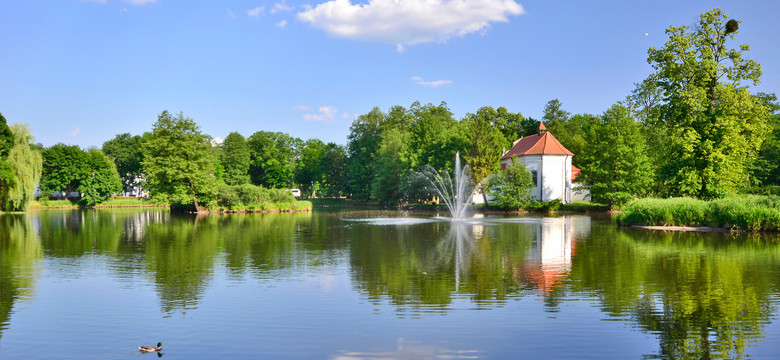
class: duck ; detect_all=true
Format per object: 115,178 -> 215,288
139,342 -> 164,352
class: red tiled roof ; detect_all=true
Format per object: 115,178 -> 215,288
571,165 -> 581,181
501,131 -> 574,160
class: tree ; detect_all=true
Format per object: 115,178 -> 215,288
407,101 -> 465,172
79,148 -> 122,206
750,92 -> 780,186
486,158 -> 534,209
580,104 -> 653,208
346,107 -> 385,199
142,111 -> 217,212
40,143 -> 89,198
646,8 -> 771,198
320,143 -> 347,197
295,138 -> 325,197
220,132 -> 251,186
1,123 -> 42,211
247,131 -> 301,189
102,133 -> 145,194
371,128 -> 412,204
461,107 -> 509,195
0,113 -> 14,158
542,99 -> 571,127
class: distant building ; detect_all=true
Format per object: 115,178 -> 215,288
501,123 -> 585,204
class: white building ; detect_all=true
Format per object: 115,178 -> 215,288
500,123 -> 583,204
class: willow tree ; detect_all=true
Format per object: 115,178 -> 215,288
2,124 -> 43,211
646,8 -> 771,198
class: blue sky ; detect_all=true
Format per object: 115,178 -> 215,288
1,0 -> 779,148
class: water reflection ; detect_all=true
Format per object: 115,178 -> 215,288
333,337 -> 482,360
572,225 -> 780,359
0,215 -> 43,341
523,217 -> 590,296
0,210 -> 779,359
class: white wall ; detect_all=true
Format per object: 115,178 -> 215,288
501,154 -> 573,204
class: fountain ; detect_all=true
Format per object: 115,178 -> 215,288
419,152 -> 475,220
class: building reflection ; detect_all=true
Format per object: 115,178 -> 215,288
523,216 -> 590,296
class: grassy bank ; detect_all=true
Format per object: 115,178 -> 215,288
616,195 -> 780,231
32,198 -> 166,209
32,196 -> 311,212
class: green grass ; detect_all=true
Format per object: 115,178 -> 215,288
558,200 -> 611,212
616,195 -> 780,231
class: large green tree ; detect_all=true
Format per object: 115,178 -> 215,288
346,107 -> 385,200
580,104 -> 653,208
295,138 -> 325,197
102,133 -> 145,194
371,127 -> 413,204
461,106 -> 509,190
79,148 -> 122,206
247,131 -> 301,189
143,111 -> 217,212
320,143 -> 347,197
40,143 -> 89,198
220,132 -> 251,186
646,8 -> 771,198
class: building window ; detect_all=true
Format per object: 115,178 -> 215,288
531,170 -> 538,187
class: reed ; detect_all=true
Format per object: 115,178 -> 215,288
617,195 -> 780,231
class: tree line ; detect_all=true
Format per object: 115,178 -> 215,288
1,8 -> 777,212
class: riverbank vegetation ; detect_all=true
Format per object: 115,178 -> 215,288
616,195 -> 780,231
1,8 -> 778,220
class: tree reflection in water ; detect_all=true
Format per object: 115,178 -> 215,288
0,215 -> 43,342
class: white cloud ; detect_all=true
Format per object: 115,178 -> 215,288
271,1 -> 295,14
124,0 -> 157,5
69,126 -> 81,137
227,8 -> 236,18
298,0 -> 524,46
277,20 -> 288,28
293,105 -> 311,111
396,44 -> 405,53
82,0 -> 107,4
303,106 -> 339,123
412,75 -> 453,88
247,6 -> 265,17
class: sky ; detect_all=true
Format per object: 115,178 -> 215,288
1,0 -> 779,148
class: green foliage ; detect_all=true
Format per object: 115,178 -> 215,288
750,92 -> 780,186
646,8 -> 771,199
295,138 -> 325,197
40,143 -> 89,197
486,158 -> 534,209
616,195 -> 780,231
579,104 -> 653,208
0,113 -> 14,158
346,107 -> 385,200
524,199 -> 562,212
247,131 -> 301,189
220,132 -> 251,186
461,106 -> 510,186
101,133 -> 145,194
3,124 -> 43,211
214,183 -> 299,211
142,110 -> 217,212
78,148 -> 123,206
371,127 -> 412,204
319,143 -> 347,197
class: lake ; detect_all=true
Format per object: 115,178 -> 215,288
1,209 -> 779,359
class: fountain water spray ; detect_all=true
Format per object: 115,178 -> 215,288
420,152 -> 474,220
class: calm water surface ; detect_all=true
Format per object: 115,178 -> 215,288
1,209 -> 779,359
